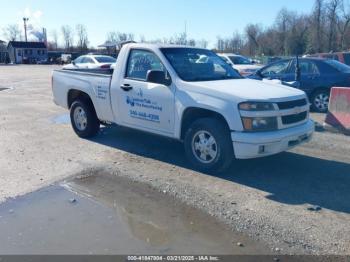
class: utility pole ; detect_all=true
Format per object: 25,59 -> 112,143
23,17 -> 29,42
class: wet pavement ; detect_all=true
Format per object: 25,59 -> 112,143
0,172 -> 270,255
51,113 -> 70,125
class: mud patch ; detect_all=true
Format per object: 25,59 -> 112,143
0,171 -> 271,255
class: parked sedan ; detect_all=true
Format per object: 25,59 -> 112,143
248,58 -> 350,112
63,55 -> 116,70
218,53 -> 262,76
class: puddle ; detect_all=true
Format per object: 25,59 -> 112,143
51,113 -> 70,124
0,172 -> 271,255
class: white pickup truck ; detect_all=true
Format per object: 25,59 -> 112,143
52,43 -> 314,172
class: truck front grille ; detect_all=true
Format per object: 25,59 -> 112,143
277,99 -> 307,110
282,111 -> 307,125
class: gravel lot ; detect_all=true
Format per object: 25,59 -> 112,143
1,65 -> 350,255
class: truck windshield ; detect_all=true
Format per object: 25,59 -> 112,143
161,48 -> 242,82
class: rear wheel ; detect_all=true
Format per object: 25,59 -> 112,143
184,118 -> 233,173
311,89 -> 330,113
70,99 -> 100,138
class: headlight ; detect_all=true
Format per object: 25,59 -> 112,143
239,102 -> 275,111
241,117 -> 277,131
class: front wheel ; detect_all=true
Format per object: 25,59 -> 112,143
311,90 -> 330,113
184,118 -> 233,173
70,99 -> 100,138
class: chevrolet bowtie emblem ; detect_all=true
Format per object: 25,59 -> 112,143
293,106 -> 302,114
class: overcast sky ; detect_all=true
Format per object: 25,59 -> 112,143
0,0 -> 316,47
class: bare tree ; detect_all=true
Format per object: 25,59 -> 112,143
76,24 -> 89,52
245,24 -> 262,56
326,0 -> 342,51
106,31 -> 134,43
197,39 -> 208,49
275,8 -> 298,55
50,29 -> 58,50
61,25 -> 74,51
337,0 -> 350,49
3,24 -> 21,41
309,0 -> 326,52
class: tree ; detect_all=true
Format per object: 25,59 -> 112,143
76,24 -> 89,52
337,0 -> 350,49
275,8 -> 296,55
197,39 -> 208,49
50,29 -> 58,50
245,24 -> 262,56
3,24 -> 21,41
308,0 -> 326,53
61,25 -> 74,51
286,15 -> 309,55
326,0 -> 342,51
106,31 -> 134,43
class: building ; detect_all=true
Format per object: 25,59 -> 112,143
0,40 -> 8,63
8,41 -> 48,64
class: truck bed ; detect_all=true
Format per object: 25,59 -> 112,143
52,68 -> 114,123
61,68 -> 114,76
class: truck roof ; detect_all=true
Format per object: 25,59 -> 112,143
123,43 -> 207,50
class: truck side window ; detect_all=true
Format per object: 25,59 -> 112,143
126,49 -> 165,81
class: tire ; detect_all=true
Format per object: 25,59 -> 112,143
184,118 -> 233,173
70,99 -> 100,138
311,89 -> 330,113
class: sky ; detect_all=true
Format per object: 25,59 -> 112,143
0,0 -> 316,47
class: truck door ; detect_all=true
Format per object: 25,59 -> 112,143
116,49 -> 175,135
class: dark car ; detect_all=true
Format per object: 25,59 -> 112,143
248,58 -> 350,112
308,52 -> 350,66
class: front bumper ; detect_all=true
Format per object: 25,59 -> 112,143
231,119 -> 314,159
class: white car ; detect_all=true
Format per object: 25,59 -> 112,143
63,55 -> 116,70
218,53 -> 262,76
52,44 -> 313,172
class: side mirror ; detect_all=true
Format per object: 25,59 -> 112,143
146,70 -> 171,86
72,60 -> 76,66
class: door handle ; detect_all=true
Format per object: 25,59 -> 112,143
120,84 -> 133,91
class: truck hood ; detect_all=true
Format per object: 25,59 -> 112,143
184,78 -> 306,102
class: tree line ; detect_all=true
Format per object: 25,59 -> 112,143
2,0 -> 350,56
216,0 -> 350,56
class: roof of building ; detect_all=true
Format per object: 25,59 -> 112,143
8,41 -> 47,49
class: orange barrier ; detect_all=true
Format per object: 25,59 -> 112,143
325,87 -> 350,135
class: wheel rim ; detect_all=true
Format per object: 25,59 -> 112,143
314,93 -> 329,111
73,106 -> 88,131
191,130 -> 218,164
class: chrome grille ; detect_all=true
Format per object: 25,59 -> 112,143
277,99 -> 307,110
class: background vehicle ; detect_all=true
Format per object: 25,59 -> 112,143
307,52 -> 350,66
63,55 -> 116,69
248,57 -> 350,112
52,43 -> 313,172
218,53 -> 262,76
